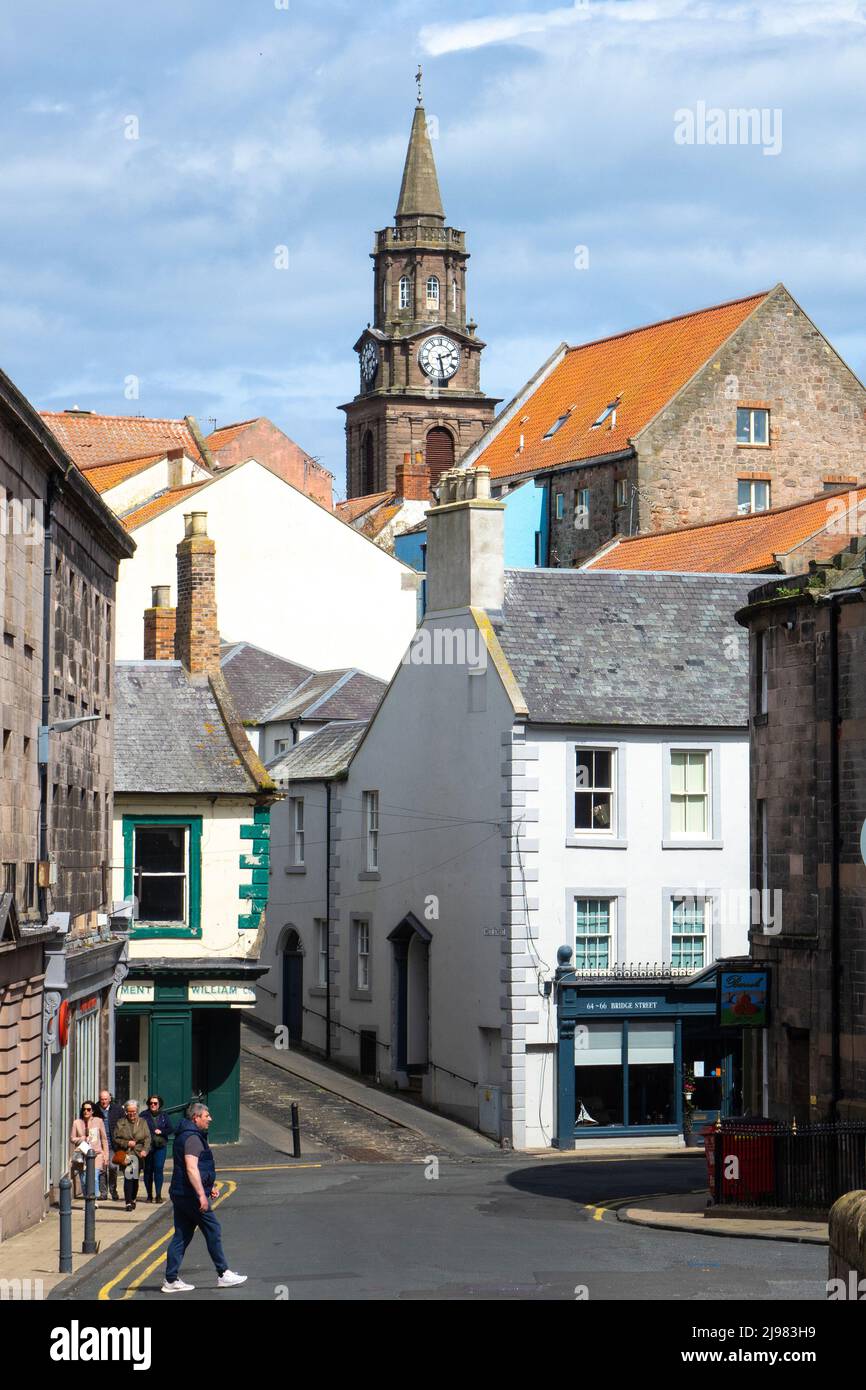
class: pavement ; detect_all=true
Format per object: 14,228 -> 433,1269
0,1193 -> 166,1298
614,1191 -> 829,1244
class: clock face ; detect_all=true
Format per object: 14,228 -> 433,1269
419,335 -> 460,381
360,341 -> 378,383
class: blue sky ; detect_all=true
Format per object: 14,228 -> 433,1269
2,0 -> 865,496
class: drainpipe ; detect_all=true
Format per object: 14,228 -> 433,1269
38,478 -> 54,924
828,596 -> 841,1122
325,782 -> 332,1060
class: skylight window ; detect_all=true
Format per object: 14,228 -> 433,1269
590,398 -> 621,430
543,413 -> 569,439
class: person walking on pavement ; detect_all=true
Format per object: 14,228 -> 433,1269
70,1102 -> 109,1200
161,1101 -> 246,1293
95,1088 -> 124,1201
143,1094 -> 174,1203
113,1100 -> 151,1210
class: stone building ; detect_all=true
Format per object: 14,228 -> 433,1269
461,285 -> 866,567
341,82 -> 498,498
0,364 -> 133,1238
736,537 -> 866,1122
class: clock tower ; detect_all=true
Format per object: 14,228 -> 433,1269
341,74 -> 499,498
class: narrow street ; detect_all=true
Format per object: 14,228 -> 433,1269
57,1051 -> 827,1303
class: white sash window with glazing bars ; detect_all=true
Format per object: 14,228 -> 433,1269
670,750 -> 709,837
671,896 -> 707,970
575,898 -> 612,970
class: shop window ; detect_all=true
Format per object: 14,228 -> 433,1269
574,748 -> 614,833
671,896 -> 708,970
575,899 -> 613,970
574,1024 -> 623,1127
627,1021 -> 675,1125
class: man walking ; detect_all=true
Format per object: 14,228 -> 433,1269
162,1101 -> 246,1293
95,1088 -> 124,1202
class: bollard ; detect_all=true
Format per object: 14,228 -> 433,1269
82,1151 -> 98,1254
291,1102 -> 301,1158
59,1176 -> 73,1273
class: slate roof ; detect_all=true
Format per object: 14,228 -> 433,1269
114,662 -> 261,794
264,669 -> 386,723
468,291 -> 770,482
268,721 -> 367,783
42,411 -> 207,469
495,570 -> 757,727
584,490 -> 866,574
219,642 -> 314,724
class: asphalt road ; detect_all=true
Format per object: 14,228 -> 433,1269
61,1139 -> 826,1302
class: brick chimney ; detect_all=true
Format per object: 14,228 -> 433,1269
143,585 -> 176,660
425,466 -> 505,613
174,512 -> 220,676
395,450 -> 430,501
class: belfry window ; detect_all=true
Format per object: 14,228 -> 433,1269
426,275 -> 440,307
399,276 -> 411,310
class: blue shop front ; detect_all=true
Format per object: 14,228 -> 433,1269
552,953 -> 743,1147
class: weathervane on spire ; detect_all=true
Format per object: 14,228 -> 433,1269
415,64 -> 423,105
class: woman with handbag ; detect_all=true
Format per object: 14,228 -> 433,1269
112,1100 -> 151,1210
69,1101 -> 110,1200
143,1095 -> 174,1203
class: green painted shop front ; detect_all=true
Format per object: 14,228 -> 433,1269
116,977 -> 254,1144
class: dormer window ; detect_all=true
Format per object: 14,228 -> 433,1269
426,275 -> 440,307
591,398 -> 620,430
399,276 -> 411,310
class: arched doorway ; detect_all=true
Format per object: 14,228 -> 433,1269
425,427 -> 454,485
388,914 -> 431,1080
361,430 -> 376,495
281,928 -> 303,1044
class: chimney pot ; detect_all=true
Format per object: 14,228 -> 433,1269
185,511 -> 208,538
151,585 -> 171,609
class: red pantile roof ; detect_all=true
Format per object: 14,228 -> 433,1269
42,411 -> 206,469
335,491 -> 394,524
359,504 -> 402,539
121,482 -> 210,531
471,292 -> 770,482
583,490 -> 866,574
83,453 -> 165,493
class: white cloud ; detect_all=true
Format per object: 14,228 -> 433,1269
23,99 -> 71,115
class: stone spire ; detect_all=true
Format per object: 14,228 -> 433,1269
395,100 -> 445,225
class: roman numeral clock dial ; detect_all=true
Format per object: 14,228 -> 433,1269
419,335 -> 460,381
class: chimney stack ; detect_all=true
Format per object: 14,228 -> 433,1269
395,450 -> 430,501
143,585 -> 176,660
425,466 -> 505,614
174,512 -> 220,676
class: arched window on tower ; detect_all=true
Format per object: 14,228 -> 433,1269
426,275 -> 440,308
425,427 -> 454,485
451,280 -> 458,314
362,431 -> 376,495
399,276 -> 410,310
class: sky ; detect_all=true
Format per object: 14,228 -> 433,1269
1,0 -> 865,498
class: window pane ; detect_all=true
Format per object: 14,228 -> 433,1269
736,409 -> 751,444
627,1021 -> 675,1065
754,479 -> 770,509
628,1062 -> 675,1125
685,753 -> 706,793
670,751 -> 686,794
752,410 -> 768,445
574,1024 -> 622,1067
574,793 -> 593,830
135,826 -> 184,873
576,750 -> 592,788
591,793 -> 612,829
685,794 -> 707,833
593,750 -> 612,789
670,797 -> 686,835
139,875 -> 184,921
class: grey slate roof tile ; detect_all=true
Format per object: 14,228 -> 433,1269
219,641 -> 313,724
115,662 -> 258,794
495,569 -> 756,727
268,721 -> 367,782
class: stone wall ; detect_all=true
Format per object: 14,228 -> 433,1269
828,1191 -> 866,1296
0,937 -> 46,1240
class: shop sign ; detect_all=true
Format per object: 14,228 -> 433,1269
188,982 -> 256,1005
719,970 -> 769,1027
117,981 -> 155,1005
576,996 -> 667,1015
77,996 -> 98,1015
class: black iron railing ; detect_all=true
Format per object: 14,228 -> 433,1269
707,1120 -> 866,1210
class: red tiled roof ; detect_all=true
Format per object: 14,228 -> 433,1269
335,491 -> 394,523
42,411 -> 206,469
473,292 -> 770,482
83,453 -> 164,493
121,482 -> 210,531
583,490 -> 866,574
359,504 -> 402,539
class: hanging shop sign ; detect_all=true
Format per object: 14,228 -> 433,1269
718,970 -> 769,1027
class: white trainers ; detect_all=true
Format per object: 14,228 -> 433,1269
161,1278 -> 195,1293
217,1270 -> 247,1288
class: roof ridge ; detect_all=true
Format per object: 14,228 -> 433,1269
41,410 -> 196,425
565,290 -> 771,357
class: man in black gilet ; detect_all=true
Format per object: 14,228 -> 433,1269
162,1101 -> 247,1293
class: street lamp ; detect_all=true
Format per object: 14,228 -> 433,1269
38,714 -> 101,765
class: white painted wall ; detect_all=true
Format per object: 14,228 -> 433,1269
113,460 -> 419,677
112,796 -> 262,963
103,455 -> 209,516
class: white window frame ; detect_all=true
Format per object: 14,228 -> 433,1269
291,797 -> 305,867
575,487 -> 590,528
574,897 -> 614,971
363,791 -> 379,871
615,478 -> 628,509
555,491 -> 564,520
736,407 -> 770,447
356,919 -> 370,991
399,275 -> 410,309
425,275 -> 440,306
669,895 -> 710,972
662,744 -> 723,849
737,477 -> 771,514
316,919 -> 328,989
567,742 -> 627,849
